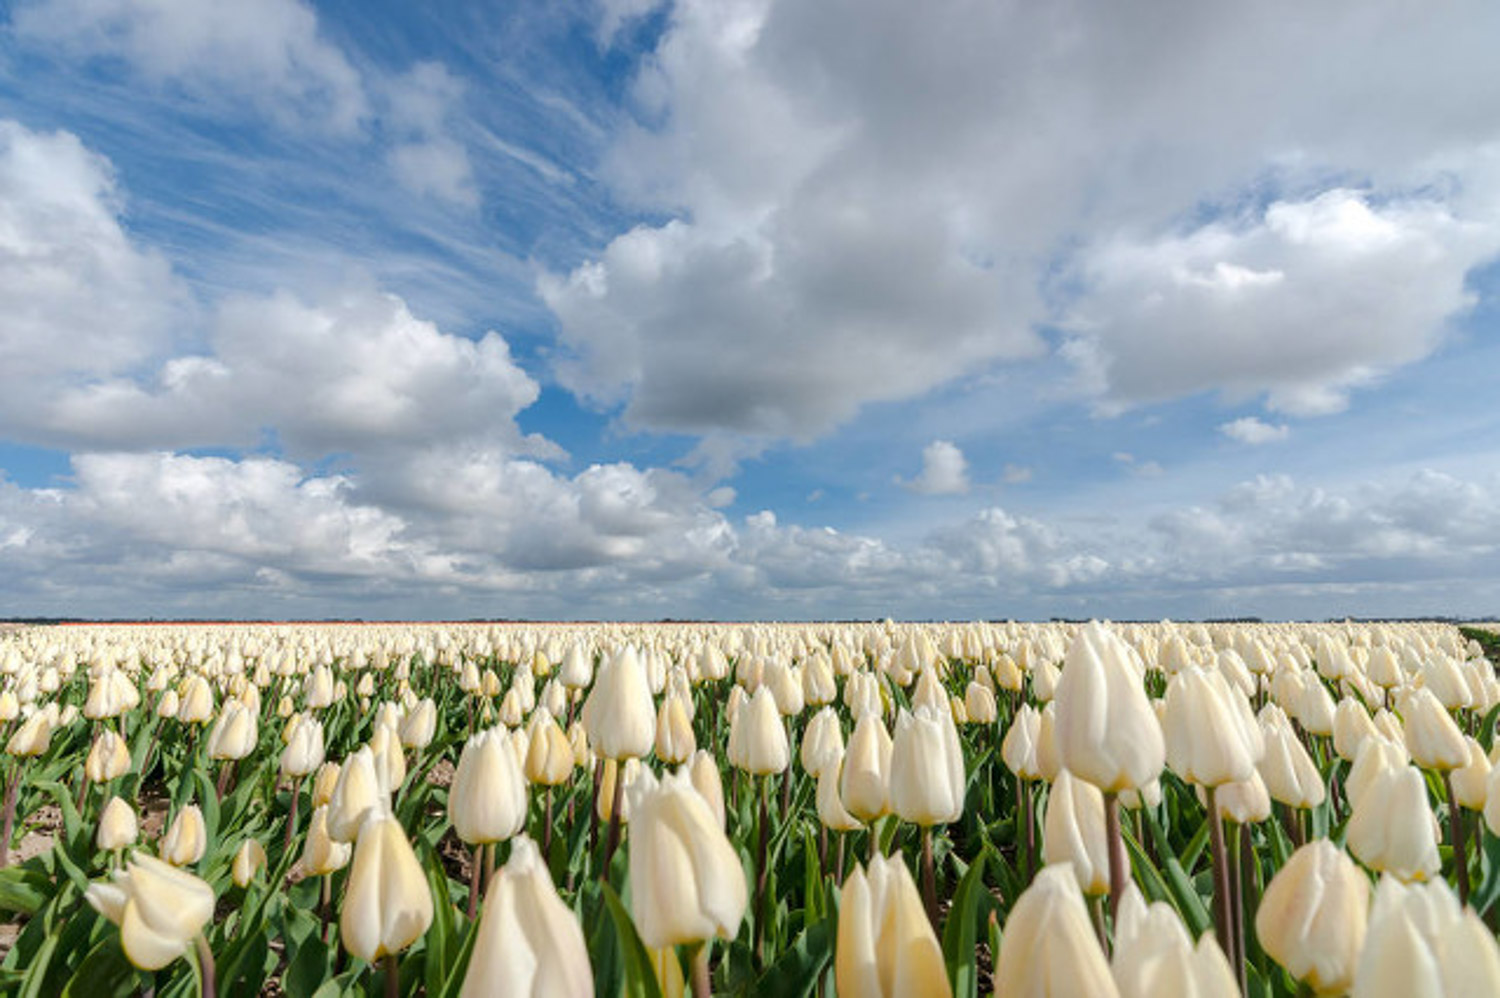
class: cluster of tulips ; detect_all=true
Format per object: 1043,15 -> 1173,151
0,618 -> 1499,996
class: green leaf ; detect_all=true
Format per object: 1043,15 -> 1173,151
941,851 -> 994,998
754,918 -> 835,998
59,937 -> 139,998
599,881 -> 664,998
284,930 -> 335,998
1141,805 -> 1212,938
0,864 -> 51,915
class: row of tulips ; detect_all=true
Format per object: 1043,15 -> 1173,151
0,618 -> 1499,995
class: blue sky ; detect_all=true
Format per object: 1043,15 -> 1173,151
3,0 -> 1500,620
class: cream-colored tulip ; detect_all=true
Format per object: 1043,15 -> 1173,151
280,714 -> 325,778
682,749 -> 727,830
524,710 -> 575,786
302,804 -> 352,876
85,854 -> 215,970
1402,687 -> 1468,771
461,835 -> 592,998
654,693 -> 696,765
159,804 -> 206,867
178,675 -> 214,724
1257,706 -> 1325,809
836,853 -> 951,998
232,839 -> 266,888
1256,839 -> 1369,995
5,711 -> 52,756
1163,666 -> 1263,787
1112,885 -> 1236,998
1043,769 -> 1109,895
97,795 -> 138,851
963,681 -> 997,724
627,770 -> 748,947
450,727 -> 528,845
340,812 -> 434,961
818,757 -> 864,832
1001,704 -> 1042,781
841,711 -> 893,823
326,746 -> 389,843
800,706 -> 844,778
1346,765 -> 1441,882
729,686 -> 790,775
207,698 -> 257,761
311,760 -> 341,808
995,863 -> 1119,996
889,706 -> 965,827
398,698 -> 437,750
1450,736 -> 1491,810
1054,622 -> 1164,793
85,728 -> 132,783
582,646 -> 655,760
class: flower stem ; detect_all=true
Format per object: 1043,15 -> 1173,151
0,761 -> 21,867
194,933 -> 217,998
384,953 -> 400,998
1207,787 -> 1234,976
921,826 -> 939,929
1444,770 -> 1469,905
1104,791 -> 1127,921
283,776 -> 302,855
690,941 -> 711,998
755,776 -> 769,965
602,762 -> 625,880
467,843 -> 483,920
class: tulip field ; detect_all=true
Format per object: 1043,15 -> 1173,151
3,620 -> 1500,996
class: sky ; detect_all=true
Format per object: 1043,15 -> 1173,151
3,0 -> 1500,621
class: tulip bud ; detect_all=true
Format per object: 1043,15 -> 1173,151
995,863 -> 1118,996
728,686 -> 790,776
97,795 -> 138,851
327,747 -> 389,843
450,727 -> 528,845
86,728 -> 133,783
1346,765 -> 1441,882
1204,769 -> 1271,824
6,711 -> 52,756
524,711 -> 576,786
232,839 -> 267,888
889,706 -> 965,827
1042,769 -> 1109,895
836,853 -> 951,998
627,770 -> 748,947
1256,839 -> 1369,994
1450,736 -> 1491,810
1346,736 -> 1407,810
367,723 -> 407,795
156,689 -> 180,719
800,706 -> 844,779
682,749 -> 726,830
840,711 -> 892,823
302,804 -> 352,876
178,675 -> 214,724
1163,666 -> 1263,787
582,647 -> 655,760
207,698 -> 257,761
159,804 -> 206,867
311,760 -> 341,808
281,714 -> 325,778
462,836 -> 592,998
398,698 -> 437,749
1001,704 -> 1043,781
1257,707 -> 1325,809
1402,687 -> 1468,771
1112,885 -> 1236,998
340,812 -> 434,961
653,694 -> 696,765
85,854 -> 215,970
964,681 -> 997,724
817,757 -> 863,831
1054,622 -> 1164,793
1333,698 -> 1379,762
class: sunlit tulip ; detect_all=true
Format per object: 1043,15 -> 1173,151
340,812 -> 434,961
963,681 -> 997,724
398,697 -> 437,749
627,770 -> 748,947
160,804 -> 206,866
818,757 -> 864,831
683,749 -> 726,830
97,795 -> 138,851
1333,698 -> 1379,762
1205,769 -> 1272,824
5,712 -> 51,756
85,728 -> 132,783
729,686 -> 790,775
1042,769 -> 1108,895
311,760 -> 341,808
654,693 -> 696,764
582,646 -> 655,760
1346,736 -> 1407,810
1450,736 -> 1490,810
1112,885 -> 1236,998
462,835 -> 592,998
156,689 -> 180,719
85,853 -> 215,970
1346,765 -> 1441,882
524,710 -> 575,786
836,853 -> 951,998
281,714 -> 325,777
1402,687 -> 1468,771
841,711 -> 893,822
995,863 -> 1118,996
1256,839 -> 1369,994
1163,666 -> 1263,787
450,727 -> 528,845
178,675 -> 214,724
1257,706 -> 1325,808
800,706 -> 844,778
1054,621 -> 1164,793
889,706 -> 965,827
1001,704 -> 1042,781
232,839 -> 267,888
327,746 -> 389,842
302,804 -> 352,876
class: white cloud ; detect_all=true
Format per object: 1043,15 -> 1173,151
1064,189 -> 1500,415
14,0 -> 368,134
0,120 -> 188,386
543,0 -> 1500,441
384,63 -> 478,207
1220,417 -> 1290,445
903,440 -> 970,495
1002,464 -> 1034,485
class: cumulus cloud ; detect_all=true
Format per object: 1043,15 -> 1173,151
1064,189 -> 1500,414
902,440 -> 970,495
13,0 -> 368,134
545,0 -> 1500,441
1220,417 -> 1290,445
384,62 -> 478,207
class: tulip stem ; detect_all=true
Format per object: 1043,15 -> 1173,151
920,826 -> 938,930
543,787 -> 553,856
1089,893 -> 1107,951
1103,791 -> 1127,921
1444,771 -> 1469,905
383,953 -> 399,998
835,832 -> 845,882
818,822 -> 827,876
1227,821 -> 1245,994
467,844 -> 483,920
690,942 -> 711,998
284,776 -> 302,855
194,933 -> 217,998
589,758 -> 604,864
1019,778 -> 1035,882
320,875 -> 333,943
603,765 -> 625,880
76,774 -> 90,813
0,762 -> 20,867
1207,787 -> 1233,971
755,776 -> 769,965
216,760 -> 235,802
